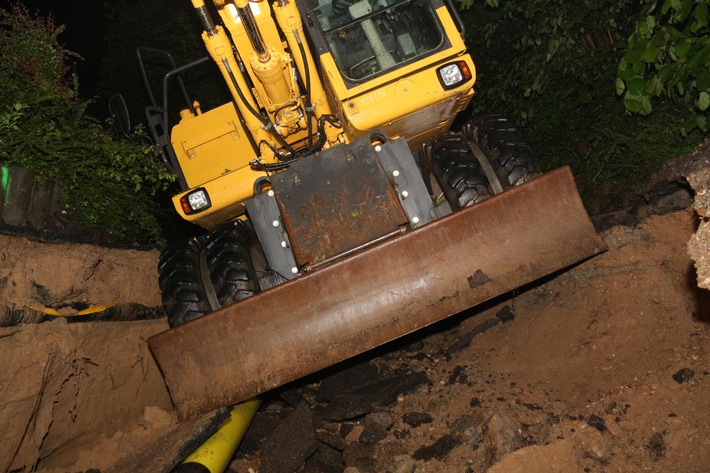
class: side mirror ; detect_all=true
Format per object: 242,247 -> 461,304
109,93 -> 131,137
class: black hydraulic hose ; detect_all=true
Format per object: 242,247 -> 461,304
222,61 -> 266,124
234,97 -> 260,158
249,114 -> 340,171
186,3 -> 258,157
222,59 -> 298,157
294,30 -> 314,149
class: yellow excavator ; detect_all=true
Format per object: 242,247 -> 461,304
136,0 -> 605,469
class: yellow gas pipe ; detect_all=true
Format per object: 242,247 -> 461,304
173,399 -> 261,473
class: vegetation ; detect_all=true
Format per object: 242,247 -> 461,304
458,0 -> 708,213
618,0 -> 710,134
0,4 -> 173,243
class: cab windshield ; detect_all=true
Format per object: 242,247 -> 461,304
311,0 -> 444,82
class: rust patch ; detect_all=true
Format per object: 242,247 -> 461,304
467,270 -> 492,289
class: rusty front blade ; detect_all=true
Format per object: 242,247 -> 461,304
148,167 -> 606,421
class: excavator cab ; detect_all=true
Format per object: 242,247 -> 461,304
312,0 -> 445,81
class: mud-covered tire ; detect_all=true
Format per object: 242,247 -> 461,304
158,238 -> 210,327
203,222 -> 259,306
158,220 -> 259,327
427,116 -> 541,210
465,115 -> 541,188
429,136 -> 493,208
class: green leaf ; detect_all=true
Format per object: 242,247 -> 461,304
615,78 -> 626,95
657,63 -> 676,82
642,45 -> 659,63
694,3 -> 709,27
645,75 -> 664,96
627,77 -> 646,96
698,91 -> 710,111
624,96 -> 642,113
662,0 -> 672,14
673,39 -> 692,59
618,59 -> 637,80
696,70 -> 710,90
652,30 -> 667,47
645,15 -> 656,32
675,0 -> 693,22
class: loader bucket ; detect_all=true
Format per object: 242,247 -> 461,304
149,166 -> 606,421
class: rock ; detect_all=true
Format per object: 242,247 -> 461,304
573,424 -> 613,464
496,305 -> 516,323
402,412 -> 433,427
447,365 -> 469,385
482,410 -> 525,466
316,421 -> 349,451
258,402 -> 318,473
447,318 -> 500,355
586,414 -> 607,432
392,454 -> 416,473
280,387 -> 306,408
672,367 -> 695,384
647,432 -> 666,461
359,421 -> 387,444
412,434 -> 462,461
319,371 -> 430,422
343,443 -> 377,472
303,441 -> 345,473
316,362 -> 379,403
238,410 -> 285,455
359,412 -> 394,444
487,439 -> 582,473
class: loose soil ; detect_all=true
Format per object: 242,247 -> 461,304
2,143 -> 710,473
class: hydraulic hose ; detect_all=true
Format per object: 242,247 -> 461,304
294,30 -> 314,149
222,60 -> 298,157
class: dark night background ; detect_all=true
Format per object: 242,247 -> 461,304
2,0 -> 108,113
1,0 -> 207,121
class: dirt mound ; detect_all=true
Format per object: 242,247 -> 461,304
1,318 -> 173,472
0,233 -> 162,325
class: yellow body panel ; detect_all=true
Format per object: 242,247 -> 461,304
172,162 -> 267,227
172,103 -> 255,188
340,57 -> 474,145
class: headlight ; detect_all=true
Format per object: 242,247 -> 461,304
180,188 -> 211,214
437,61 -> 473,90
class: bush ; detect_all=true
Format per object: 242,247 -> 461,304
617,0 -> 710,134
457,0 -> 706,214
0,4 -> 173,243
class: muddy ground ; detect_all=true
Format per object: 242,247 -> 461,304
2,143 -> 710,473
